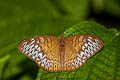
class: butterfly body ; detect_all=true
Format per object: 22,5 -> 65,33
59,33 -> 65,68
17,34 -> 104,72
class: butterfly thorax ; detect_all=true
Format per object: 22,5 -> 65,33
59,34 -> 65,68
59,33 -> 65,47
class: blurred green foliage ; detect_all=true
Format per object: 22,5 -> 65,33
92,0 -> 120,17
0,0 -> 120,80
0,55 -> 10,80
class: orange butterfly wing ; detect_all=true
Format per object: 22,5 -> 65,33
17,36 -> 61,72
17,34 -> 104,72
64,35 -> 104,71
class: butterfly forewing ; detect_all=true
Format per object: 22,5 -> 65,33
17,34 -> 104,72
17,36 -> 61,72
64,35 -> 104,71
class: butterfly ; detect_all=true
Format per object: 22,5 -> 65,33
17,33 -> 104,72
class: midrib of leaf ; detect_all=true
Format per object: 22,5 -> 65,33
105,32 -> 120,46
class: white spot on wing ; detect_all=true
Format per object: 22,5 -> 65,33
84,43 -> 88,47
32,56 -> 36,59
38,53 -> 42,59
31,38 -> 35,44
37,47 -> 41,51
38,62 -> 41,64
80,51 -> 85,58
80,36 -> 101,59
82,46 -> 85,51
83,39 -> 86,42
36,40 -> 39,43
35,45 -> 38,48
36,58 -> 40,61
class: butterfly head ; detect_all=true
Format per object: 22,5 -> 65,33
60,33 -> 65,39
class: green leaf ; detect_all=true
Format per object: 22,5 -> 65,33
36,21 -> 120,80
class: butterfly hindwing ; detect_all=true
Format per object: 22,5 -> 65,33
64,34 -> 104,71
17,34 -> 104,72
17,36 -> 61,72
